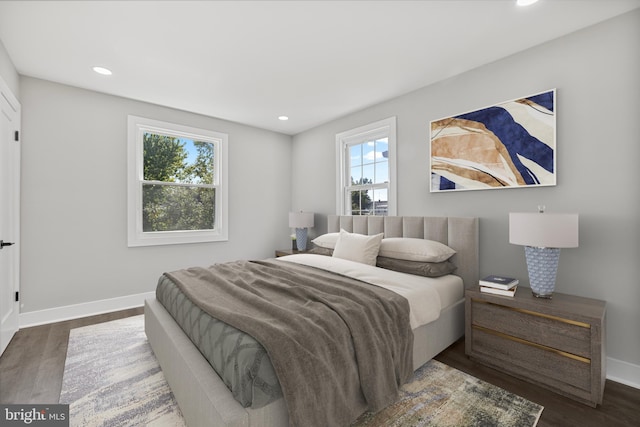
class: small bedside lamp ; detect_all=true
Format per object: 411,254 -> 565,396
509,208 -> 579,298
289,211 -> 314,251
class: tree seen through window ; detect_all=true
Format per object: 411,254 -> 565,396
142,133 -> 215,232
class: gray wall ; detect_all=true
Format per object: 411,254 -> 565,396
292,10 -> 640,367
20,77 -> 293,313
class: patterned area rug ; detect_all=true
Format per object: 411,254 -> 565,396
59,315 -> 185,426
60,315 -> 543,427
353,360 -> 543,426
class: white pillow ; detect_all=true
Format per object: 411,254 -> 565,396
379,237 -> 456,263
332,229 -> 383,266
311,232 -> 340,249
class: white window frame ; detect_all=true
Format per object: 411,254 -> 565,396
336,117 -> 397,216
127,115 -> 228,247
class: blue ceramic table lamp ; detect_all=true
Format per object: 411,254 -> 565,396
289,211 -> 314,251
509,208 -> 579,298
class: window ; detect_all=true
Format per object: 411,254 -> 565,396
127,116 -> 228,246
336,117 -> 396,216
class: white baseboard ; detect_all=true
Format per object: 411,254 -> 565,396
607,356 -> 640,390
19,291 -> 155,328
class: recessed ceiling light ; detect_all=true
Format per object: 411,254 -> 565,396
278,116 -> 289,121
92,66 -> 113,76
516,0 -> 539,6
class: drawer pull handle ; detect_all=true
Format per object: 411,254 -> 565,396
471,299 -> 591,329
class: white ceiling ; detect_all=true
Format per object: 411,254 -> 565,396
1,1 -> 638,135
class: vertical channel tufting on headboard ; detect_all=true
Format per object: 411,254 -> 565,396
327,215 -> 479,288
447,217 -> 479,289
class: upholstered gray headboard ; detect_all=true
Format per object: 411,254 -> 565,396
327,215 -> 479,289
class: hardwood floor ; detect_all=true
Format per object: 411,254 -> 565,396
1,308 -> 639,426
0,307 -> 143,404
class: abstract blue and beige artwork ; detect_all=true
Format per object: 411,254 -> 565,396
430,89 -> 556,192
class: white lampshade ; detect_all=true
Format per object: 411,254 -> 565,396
289,211 -> 314,229
509,212 -> 579,248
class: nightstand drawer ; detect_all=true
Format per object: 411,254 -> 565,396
471,299 -> 591,358
471,326 -> 591,392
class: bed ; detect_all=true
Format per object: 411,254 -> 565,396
145,215 -> 479,427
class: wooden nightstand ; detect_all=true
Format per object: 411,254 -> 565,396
465,286 -> 606,407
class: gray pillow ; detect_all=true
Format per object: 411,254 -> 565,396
308,246 -> 333,256
375,256 -> 456,278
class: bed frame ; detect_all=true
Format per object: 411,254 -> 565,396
145,216 -> 479,427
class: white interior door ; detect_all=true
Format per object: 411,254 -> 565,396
0,76 -> 21,356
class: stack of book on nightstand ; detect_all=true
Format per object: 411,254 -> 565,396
479,275 -> 519,297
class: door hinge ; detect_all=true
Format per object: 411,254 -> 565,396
14,130 -> 19,141
15,291 -> 19,302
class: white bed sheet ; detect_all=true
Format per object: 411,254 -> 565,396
278,254 -> 463,329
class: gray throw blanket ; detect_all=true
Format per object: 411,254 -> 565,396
165,259 -> 414,427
